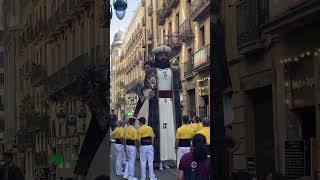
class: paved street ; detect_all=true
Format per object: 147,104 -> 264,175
110,142 -> 178,179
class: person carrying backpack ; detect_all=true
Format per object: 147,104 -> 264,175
178,134 -> 211,180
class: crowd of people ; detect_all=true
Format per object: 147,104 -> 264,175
110,112 -> 211,180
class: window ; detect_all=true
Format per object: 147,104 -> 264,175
200,25 -> 205,47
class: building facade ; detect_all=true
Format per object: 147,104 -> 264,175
156,0 -> 210,119
3,0 -> 109,179
110,30 -> 124,111
112,2 -> 146,118
224,0 -> 320,178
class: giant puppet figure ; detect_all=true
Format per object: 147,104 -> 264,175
133,45 -> 182,164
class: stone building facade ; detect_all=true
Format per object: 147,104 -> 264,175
3,0 -> 109,179
224,0 -> 320,178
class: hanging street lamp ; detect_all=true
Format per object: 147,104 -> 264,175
56,105 -> 66,125
113,0 -> 127,20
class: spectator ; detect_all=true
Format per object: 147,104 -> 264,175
110,109 -> 118,131
1,152 -> 25,180
178,134 -> 211,180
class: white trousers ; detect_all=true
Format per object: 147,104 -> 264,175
124,145 -> 136,178
114,143 -> 125,174
177,147 -> 191,168
140,145 -> 155,179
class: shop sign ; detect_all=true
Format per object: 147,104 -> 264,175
194,45 -> 209,68
269,0 -> 303,18
285,140 -> 305,179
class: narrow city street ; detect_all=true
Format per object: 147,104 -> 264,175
110,143 -> 178,179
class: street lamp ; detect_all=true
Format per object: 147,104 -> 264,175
77,103 -> 87,132
67,113 -> 77,134
113,0 -> 127,20
56,105 -> 66,125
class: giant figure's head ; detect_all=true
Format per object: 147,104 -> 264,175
152,45 -> 171,69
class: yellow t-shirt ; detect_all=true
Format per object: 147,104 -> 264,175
110,127 -> 124,139
124,125 -> 138,140
192,122 -> 204,133
138,125 -> 155,139
176,124 -> 195,139
196,127 -> 210,145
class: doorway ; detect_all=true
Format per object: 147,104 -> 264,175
187,89 -> 196,119
248,86 -> 275,177
293,106 -> 316,176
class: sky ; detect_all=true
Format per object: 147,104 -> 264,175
110,0 -> 141,47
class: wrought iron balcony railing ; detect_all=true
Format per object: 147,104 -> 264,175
99,0 -> 108,27
46,45 -> 107,96
191,0 -> 210,21
184,56 -> 194,78
35,151 -> 49,167
142,16 -> 146,26
31,64 -> 47,87
180,19 -> 194,44
148,5 -> 153,16
79,0 -> 94,7
124,79 -> 140,93
236,0 -> 269,50
16,129 -> 33,149
193,44 -> 210,71
166,0 -> 179,10
166,32 -> 181,51
157,7 -> 166,25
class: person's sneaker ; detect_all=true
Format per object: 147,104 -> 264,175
123,175 -> 129,179
159,166 -> 163,171
164,163 -> 170,169
116,172 -> 122,176
129,177 -> 138,180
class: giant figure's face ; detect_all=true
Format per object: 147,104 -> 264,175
154,52 -> 170,69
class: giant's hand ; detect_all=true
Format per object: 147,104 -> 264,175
143,89 -> 155,100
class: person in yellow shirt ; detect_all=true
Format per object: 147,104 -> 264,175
175,115 -> 195,168
137,117 -> 157,180
196,117 -> 210,145
192,116 -> 203,133
110,120 -> 125,176
123,118 -> 138,180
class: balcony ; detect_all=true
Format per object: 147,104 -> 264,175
142,0 -> 146,7
99,0 -> 108,27
184,56 -> 194,79
35,151 -> 49,167
263,0 -> 320,34
166,32 -> 181,51
124,79 -> 140,93
157,8 -> 166,25
166,0 -> 179,10
142,16 -> 146,27
79,0 -> 94,8
16,129 -> 33,151
236,0 -> 268,54
191,0 -> 210,21
148,5 -> 153,16
31,64 -> 47,87
193,44 -> 210,72
180,19 -> 194,44
147,31 -> 154,40
46,46 -> 106,97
